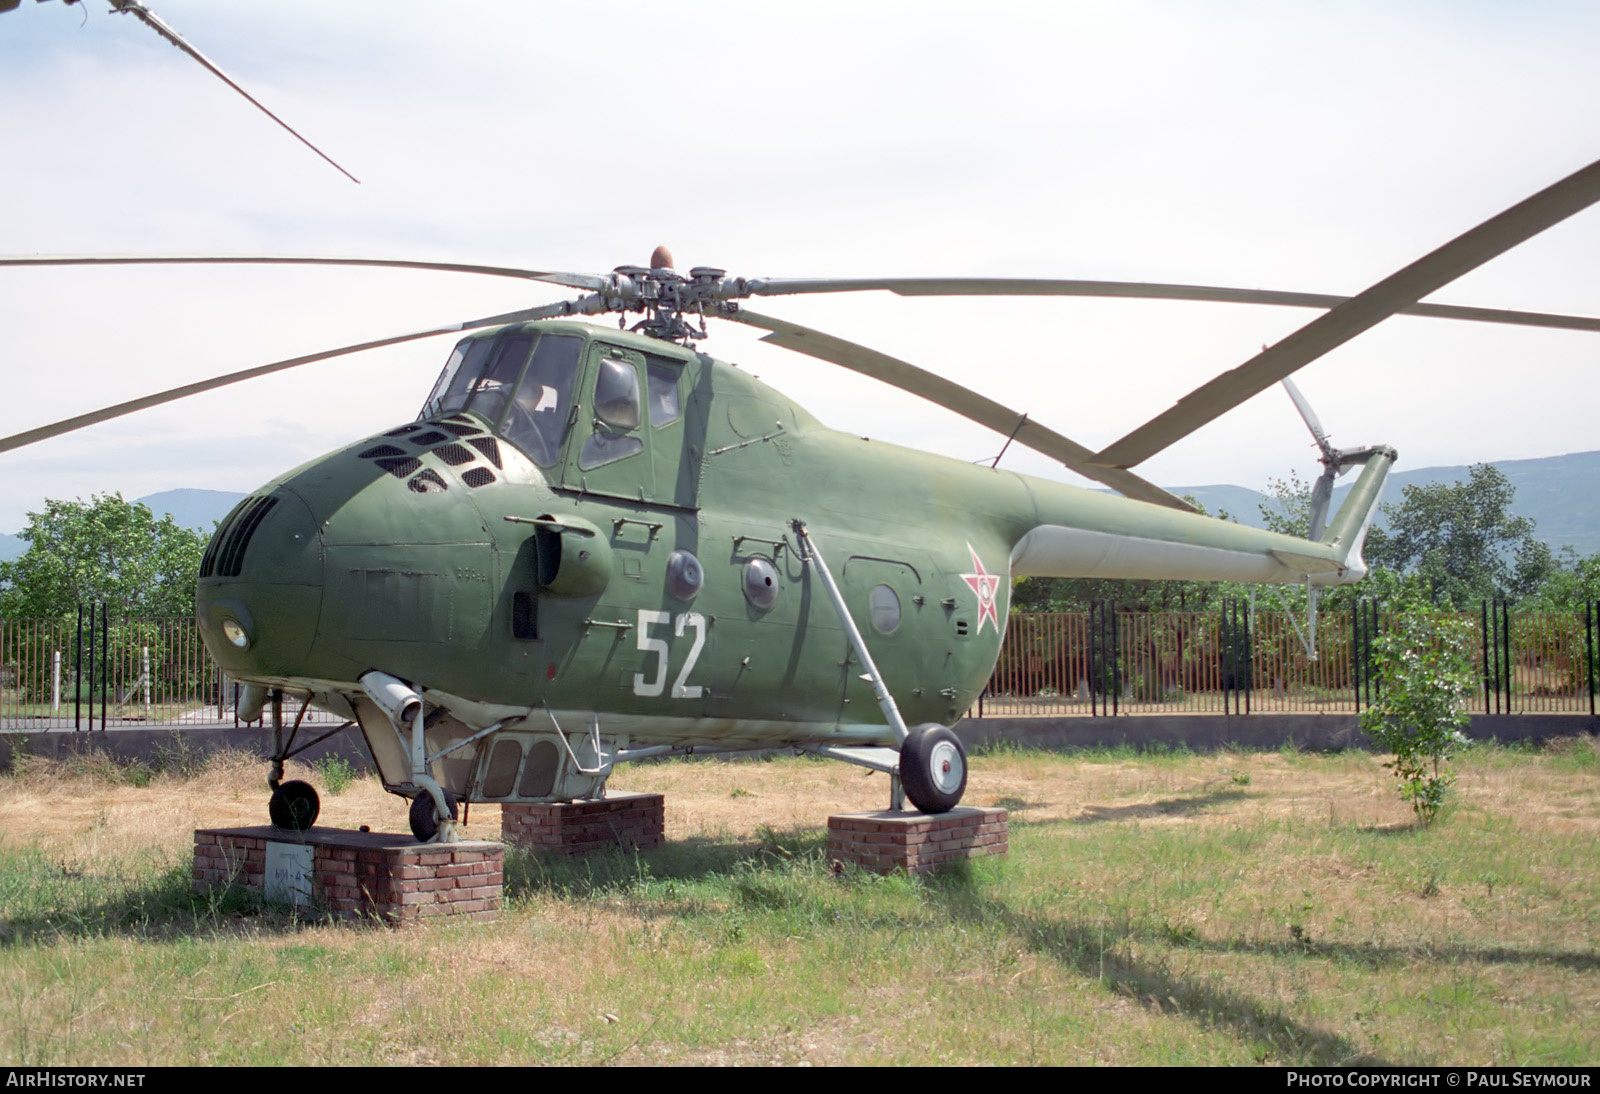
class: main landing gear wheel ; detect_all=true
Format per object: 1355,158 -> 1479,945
409,789 -> 459,842
269,780 -> 321,831
899,724 -> 968,814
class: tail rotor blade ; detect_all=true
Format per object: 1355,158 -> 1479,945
1308,468 -> 1336,541
1281,377 -> 1333,457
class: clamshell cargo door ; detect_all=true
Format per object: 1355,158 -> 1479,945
560,341 -> 700,509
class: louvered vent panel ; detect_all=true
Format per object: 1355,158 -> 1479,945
212,496 -> 279,578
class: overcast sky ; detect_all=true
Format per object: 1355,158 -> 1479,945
2,0 -> 1598,532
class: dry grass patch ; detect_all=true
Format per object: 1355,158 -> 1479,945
0,737 -> 1596,1065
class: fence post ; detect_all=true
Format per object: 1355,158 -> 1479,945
1353,600 -> 1362,712
1481,599 -> 1491,715
1111,600 -> 1120,716
1587,600 -> 1596,718
1233,599 -> 1240,715
51,649 -> 60,714
141,645 -> 151,716
1500,599 -> 1513,715
1235,598 -> 1248,716
76,603 -> 87,732
99,602 -> 108,732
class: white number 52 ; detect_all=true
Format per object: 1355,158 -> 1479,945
633,610 -> 706,699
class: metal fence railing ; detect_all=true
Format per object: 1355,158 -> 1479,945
4,600 -> 1597,729
980,601 -> 1600,718
0,606 -> 345,731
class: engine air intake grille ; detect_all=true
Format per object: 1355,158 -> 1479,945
434,443 -> 474,466
375,456 -> 423,478
466,437 -> 502,468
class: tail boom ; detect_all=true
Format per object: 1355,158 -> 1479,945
1008,447 -> 1396,588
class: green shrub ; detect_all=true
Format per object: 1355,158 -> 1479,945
1358,589 -> 1475,825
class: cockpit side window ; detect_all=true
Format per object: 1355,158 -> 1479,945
464,335 -> 534,424
579,349 -> 645,470
498,333 -> 583,466
422,336 -> 495,418
645,356 -> 682,427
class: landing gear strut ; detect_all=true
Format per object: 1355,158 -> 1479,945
792,520 -> 971,815
266,688 -> 320,831
409,789 -> 459,842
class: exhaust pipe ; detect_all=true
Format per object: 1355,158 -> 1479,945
236,683 -> 267,724
359,670 -> 422,727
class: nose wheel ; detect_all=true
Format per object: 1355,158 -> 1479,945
269,779 -> 321,831
898,724 -> 968,814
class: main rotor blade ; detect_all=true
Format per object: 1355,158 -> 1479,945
107,0 -> 360,184
0,255 -> 609,293
0,300 -> 578,454
1094,154 -> 1600,470
723,307 -> 1197,512
746,278 -> 1600,335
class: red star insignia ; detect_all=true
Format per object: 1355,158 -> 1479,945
960,542 -> 1003,635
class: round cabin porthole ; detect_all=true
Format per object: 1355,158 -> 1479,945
743,557 -> 780,610
869,583 -> 901,633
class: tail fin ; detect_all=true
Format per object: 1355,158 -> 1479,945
1317,445 -> 1397,581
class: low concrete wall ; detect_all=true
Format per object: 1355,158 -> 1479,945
0,724 -> 371,773
3,714 -> 1595,773
955,713 -> 1600,753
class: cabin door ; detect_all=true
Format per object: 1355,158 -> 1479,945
559,340 -> 700,510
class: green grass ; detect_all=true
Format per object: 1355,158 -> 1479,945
0,743 -> 1595,1064
309,756 -> 358,796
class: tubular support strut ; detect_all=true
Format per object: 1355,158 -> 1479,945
360,670 -> 458,843
791,519 -> 912,749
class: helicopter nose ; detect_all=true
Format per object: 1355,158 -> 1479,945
196,488 -> 324,677
198,416 -> 528,689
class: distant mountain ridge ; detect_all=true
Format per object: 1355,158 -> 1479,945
134,489 -> 247,535
1171,450 -> 1600,557
0,451 -> 1595,561
0,489 -> 246,563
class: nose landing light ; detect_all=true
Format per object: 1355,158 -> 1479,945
203,597 -> 256,651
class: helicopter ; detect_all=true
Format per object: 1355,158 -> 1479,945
5,149 -> 1600,841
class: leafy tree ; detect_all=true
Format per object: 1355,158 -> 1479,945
1523,548 -> 1600,611
0,494 -> 205,619
1358,582 -> 1475,825
1258,471 -> 1316,540
1365,464 -> 1550,607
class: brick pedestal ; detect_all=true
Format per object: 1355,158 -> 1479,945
827,806 -> 1008,875
193,826 -> 503,925
501,793 -> 665,855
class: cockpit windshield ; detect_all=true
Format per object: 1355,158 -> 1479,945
420,336 -> 494,419
419,331 -> 584,466
500,334 -> 582,465
465,335 -> 534,424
